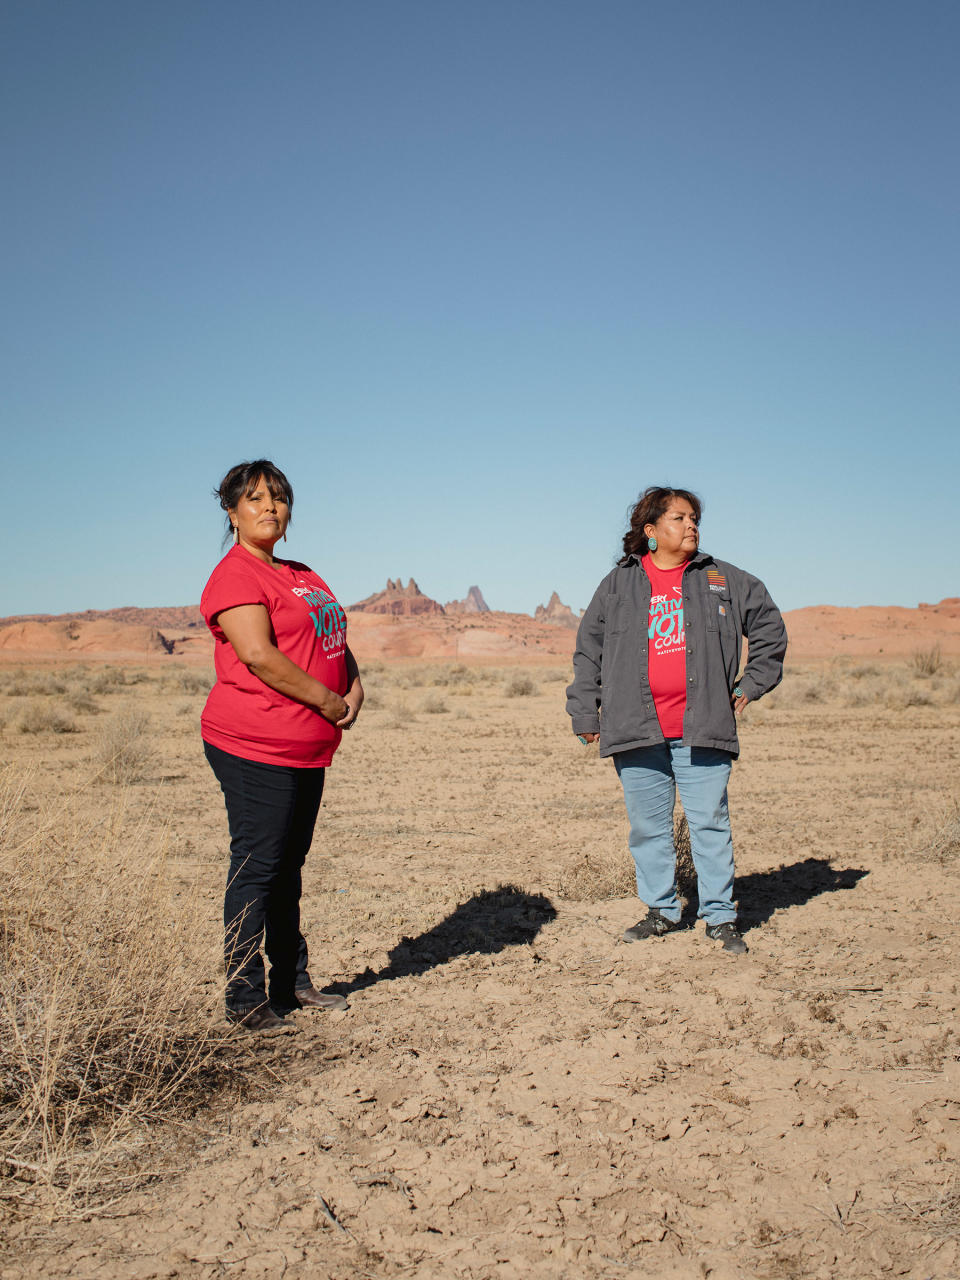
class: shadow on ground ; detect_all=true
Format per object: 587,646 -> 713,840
682,858 -> 868,931
326,885 -> 557,999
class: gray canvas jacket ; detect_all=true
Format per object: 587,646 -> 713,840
566,551 -> 787,758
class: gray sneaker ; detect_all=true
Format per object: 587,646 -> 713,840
705,921 -> 748,954
622,908 -> 684,942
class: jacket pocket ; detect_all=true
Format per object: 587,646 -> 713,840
605,593 -> 627,635
706,590 -> 731,633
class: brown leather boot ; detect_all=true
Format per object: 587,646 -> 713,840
226,1004 -> 287,1031
294,985 -> 348,1011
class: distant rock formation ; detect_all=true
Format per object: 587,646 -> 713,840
0,604 -> 204,630
534,592 -> 580,629
444,586 -> 490,615
920,598 -> 960,616
349,578 -> 445,617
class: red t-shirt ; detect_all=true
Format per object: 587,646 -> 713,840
644,554 -> 688,740
200,545 -> 348,767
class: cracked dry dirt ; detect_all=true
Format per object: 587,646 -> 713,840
4,660 -> 960,1279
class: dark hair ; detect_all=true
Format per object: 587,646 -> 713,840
620,486 -> 702,563
215,459 -> 293,543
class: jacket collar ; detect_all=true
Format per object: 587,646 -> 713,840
623,549 -> 713,569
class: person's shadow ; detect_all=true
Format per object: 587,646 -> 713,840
325,884 -> 557,1000
682,857 -> 868,932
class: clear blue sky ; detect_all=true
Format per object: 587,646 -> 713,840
3,1 -> 958,617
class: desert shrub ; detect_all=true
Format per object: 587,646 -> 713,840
673,811 -> 696,898
846,686 -> 879,708
766,673 -> 815,707
66,691 -> 100,716
84,667 -> 125,695
504,673 -> 537,697
1,671 -> 69,698
93,710 -> 155,783
15,701 -> 79,735
540,667 -> 569,684
556,847 -> 634,900
916,806 -> 960,865
896,688 -> 933,709
387,698 -> 417,728
0,668 -> 25,696
420,692 -> 449,714
0,768 -> 239,1207
428,663 -> 477,688
911,645 -> 943,677
162,668 -> 213,696
558,809 -> 694,901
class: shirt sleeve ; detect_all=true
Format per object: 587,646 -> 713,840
201,558 -> 270,640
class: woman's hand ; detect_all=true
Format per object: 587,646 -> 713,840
337,691 -> 363,729
732,689 -> 749,716
577,731 -> 600,744
337,646 -> 364,730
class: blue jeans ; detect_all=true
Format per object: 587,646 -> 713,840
614,742 -> 737,926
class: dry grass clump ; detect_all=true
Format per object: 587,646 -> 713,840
885,1173 -> 960,1239
66,691 -> 100,716
0,768 -> 238,1209
916,804 -> 960,866
387,698 -> 417,728
911,644 -> 943,677
12,700 -> 79,735
769,661 -> 960,711
673,811 -> 696,897
385,662 -> 481,691
83,666 -> 127,695
420,692 -> 449,715
93,710 -> 156,783
558,809 -> 695,901
429,663 -> 478,689
161,668 -> 213,696
503,673 -> 537,697
1,671 -> 70,698
896,687 -> 934,708
0,666 -> 150,701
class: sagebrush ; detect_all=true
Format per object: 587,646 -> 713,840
0,767 -> 243,1211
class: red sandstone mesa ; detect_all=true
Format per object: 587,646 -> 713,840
349,578 -> 446,617
1,596 -> 959,664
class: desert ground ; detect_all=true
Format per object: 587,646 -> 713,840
1,646 -> 959,1279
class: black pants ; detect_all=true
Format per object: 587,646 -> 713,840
204,741 -> 325,1014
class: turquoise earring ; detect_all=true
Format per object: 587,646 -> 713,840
648,536 -> 658,552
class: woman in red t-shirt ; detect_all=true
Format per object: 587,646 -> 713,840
201,459 -> 364,1030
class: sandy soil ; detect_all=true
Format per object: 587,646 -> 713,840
2,657 -> 960,1278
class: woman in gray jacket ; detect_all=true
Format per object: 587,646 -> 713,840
566,486 -> 787,955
